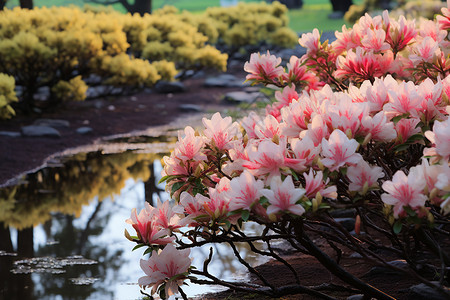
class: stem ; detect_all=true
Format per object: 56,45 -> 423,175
293,220 -> 396,300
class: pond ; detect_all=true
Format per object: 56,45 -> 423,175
0,136 -> 267,300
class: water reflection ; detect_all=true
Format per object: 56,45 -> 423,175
0,141 -> 267,299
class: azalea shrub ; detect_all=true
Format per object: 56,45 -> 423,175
126,2 -> 450,299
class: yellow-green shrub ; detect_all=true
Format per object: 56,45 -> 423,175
0,6 -> 227,113
51,76 -> 88,102
0,73 -> 18,119
344,0 -> 444,24
202,1 -> 296,48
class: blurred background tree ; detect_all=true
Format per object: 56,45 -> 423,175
87,0 -> 151,14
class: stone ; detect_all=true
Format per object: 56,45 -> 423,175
76,127 -> 93,135
33,118 -> 70,128
154,81 -> 186,93
346,295 -> 364,300
21,125 -> 61,138
0,131 -> 21,137
224,91 -> 262,103
409,283 -> 449,300
330,208 -> 356,218
333,217 -> 355,232
363,260 -> 408,277
204,74 -> 248,88
178,104 -> 203,112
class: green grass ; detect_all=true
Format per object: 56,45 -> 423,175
5,0 -> 362,33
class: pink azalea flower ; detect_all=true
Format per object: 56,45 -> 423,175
139,244 -> 191,296
280,96 -> 315,138
254,114 -> 282,140
174,126 -> 206,161
360,111 -> 397,142
241,111 -> 262,140
414,78 -> 445,122
328,94 -> 369,138
163,152 -> 195,177
347,160 -> 384,193
153,199 -> 182,231
385,15 -> 416,52
361,28 -> 390,52
384,81 -> 422,118
284,56 -> 320,90
228,170 -> 264,211
243,139 -> 287,181
424,117 -> 450,159
178,192 -> 205,226
244,50 -> 285,82
299,28 -> 321,55
418,19 -> 448,44
198,187 -> 230,221
395,118 -> 421,144
381,170 -> 427,218
303,169 -> 337,199
335,48 -> 394,83
359,76 -> 397,113
437,0 -> 450,30
202,112 -> 241,151
302,114 -> 330,146
286,136 -> 321,172
321,129 -> 362,172
414,158 -> 449,205
260,176 -> 306,216
274,84 -> 299,108
409,37 -> 440,66
126,203 -> 175,245
332,24 -> 360,55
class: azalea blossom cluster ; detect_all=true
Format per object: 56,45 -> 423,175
126,4 -> 450,299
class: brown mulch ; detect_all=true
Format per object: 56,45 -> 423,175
0,69 -> 246,186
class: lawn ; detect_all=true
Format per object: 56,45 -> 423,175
4,0 -> 361,32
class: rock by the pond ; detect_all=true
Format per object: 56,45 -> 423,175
409,283 -> 449,300
333,217 -> 355,232
224,91 -> 263,103
21,125 -> 61,138
204,74 -> 248,88
178,104 -> 203,112
154,81 -> 186,93
330,208 -> 356,218
346,295 -> 364,300
363,259 -> 408,277
76,127 -> 93,135
0,131 -> 21,137
33,118 -> 70,128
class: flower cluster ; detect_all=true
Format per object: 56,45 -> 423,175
127,4 -> 450,299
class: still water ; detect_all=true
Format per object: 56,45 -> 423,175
0,139 -> 266,300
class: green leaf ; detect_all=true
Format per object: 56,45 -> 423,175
132,244 -> 146,251
259,196 -> 269,205
392,114 -> 408,124
241,210 -> 250,222
171,181 -> 185,194
393,221 -> 403,234
291,171 -> 299,181
406,133 -> 424,143
143,247 -> 154,255
158,174 -> 180,184
394,143 -> 410,152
